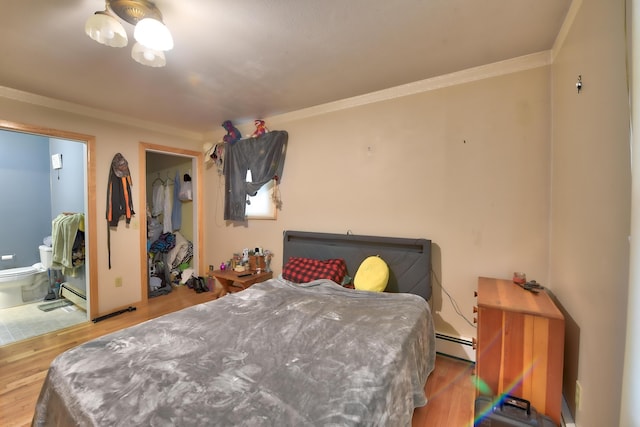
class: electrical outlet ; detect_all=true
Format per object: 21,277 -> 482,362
575,380 -> 582,410
115,277 -> 123,288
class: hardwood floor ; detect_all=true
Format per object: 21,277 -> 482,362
0,286 -> 476,427
413,355 -> 476,427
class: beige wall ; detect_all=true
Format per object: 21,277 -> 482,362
550,0 -> 630,425
0,96 -> 202,315
205,66 -> 552,345
0,2 -> 631,423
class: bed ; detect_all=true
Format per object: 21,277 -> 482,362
32,231 -> 435,426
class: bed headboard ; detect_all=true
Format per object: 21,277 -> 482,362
282,230 -> 432,301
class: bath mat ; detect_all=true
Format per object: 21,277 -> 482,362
38,299 -> 74,312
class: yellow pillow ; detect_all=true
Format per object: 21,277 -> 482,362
354,256 -> 389,292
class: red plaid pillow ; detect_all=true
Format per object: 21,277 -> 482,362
282,257 -> 347,284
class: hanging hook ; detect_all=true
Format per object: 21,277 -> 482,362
576,75 -> 583,94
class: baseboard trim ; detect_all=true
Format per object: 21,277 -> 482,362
561,395 -> 575,427
435,332 -> 476,362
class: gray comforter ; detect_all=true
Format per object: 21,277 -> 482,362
32,278 -> 435,426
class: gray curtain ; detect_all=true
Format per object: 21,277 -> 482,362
224,130 -> 288,221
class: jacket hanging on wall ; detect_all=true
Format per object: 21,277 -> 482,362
106,153 -> 135,269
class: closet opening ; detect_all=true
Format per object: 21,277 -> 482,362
139,143 -> 203,303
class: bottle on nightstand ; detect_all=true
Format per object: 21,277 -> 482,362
207,265 -> 214,292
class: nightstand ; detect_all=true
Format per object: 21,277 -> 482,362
474,276 -> 565,426
211,270 -> 273,294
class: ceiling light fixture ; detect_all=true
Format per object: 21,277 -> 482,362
85,9 -> 128,47
131,42 -> 166,67
85,0 -> 173,67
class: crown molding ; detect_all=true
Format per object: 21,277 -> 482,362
267,50 -> 552,125
1,49 -> 556,141
551,0 -> 583,62
0,86 -> 202,141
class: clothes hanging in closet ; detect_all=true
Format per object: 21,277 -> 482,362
171,170 -> 181,231
163,179 -> 174,233
151,178 -> 165,217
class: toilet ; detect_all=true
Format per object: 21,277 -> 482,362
39,245 -> 53,269
0,246 -> 52,309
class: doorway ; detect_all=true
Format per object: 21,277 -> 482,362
0,120 -> 97,344
138,142 -> 203,302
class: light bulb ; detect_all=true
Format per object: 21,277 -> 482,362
134,18 -> 174,51
131,42 -> 166,67
85,10 -> 127,47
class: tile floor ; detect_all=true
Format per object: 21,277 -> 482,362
0,299 -> 87,346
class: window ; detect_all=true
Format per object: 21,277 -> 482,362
245,170 -> 277,219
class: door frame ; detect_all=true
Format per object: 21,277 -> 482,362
0,119 -> 98,319
138,142 -> 203,303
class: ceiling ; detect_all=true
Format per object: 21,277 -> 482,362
0,0 -> 572,136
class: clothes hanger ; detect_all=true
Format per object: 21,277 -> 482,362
152,174 -> 165,186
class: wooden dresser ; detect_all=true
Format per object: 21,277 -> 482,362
474,277 -> 565,425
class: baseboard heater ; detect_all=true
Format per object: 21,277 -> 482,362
435,332 -> 476,362
60,283 -> 87,311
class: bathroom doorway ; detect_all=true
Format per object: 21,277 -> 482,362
138,142 -> 203,302
0,121 -> 97,345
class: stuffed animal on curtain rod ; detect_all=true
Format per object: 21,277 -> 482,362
251,119 -> 269,138
222,120 -> 241,144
